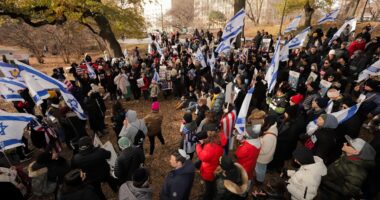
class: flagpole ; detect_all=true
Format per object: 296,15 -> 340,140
278,0 -> 288,36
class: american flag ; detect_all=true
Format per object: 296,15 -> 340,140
29,118 -> 62,152
220,109 -> 237,150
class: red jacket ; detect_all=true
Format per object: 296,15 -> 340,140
348,40 -> 366,58
235,139 -> 261,179
196,142 -> 224,181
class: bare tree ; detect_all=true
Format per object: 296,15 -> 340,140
166,0 -> 195,30
246,0 -> 264,24
368,0 -> 380,20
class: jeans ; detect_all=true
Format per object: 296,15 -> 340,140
255,162 -> 267,183
148,131 -> 165,155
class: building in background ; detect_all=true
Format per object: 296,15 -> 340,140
143,0 -> 172,32
193,0 -> 234,29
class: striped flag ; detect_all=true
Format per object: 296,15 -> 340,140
317,9 -> 339,25
220,109 -> 237,150
356,60 -> 380,82
0,61 -> 24,82
85,62 -> 97,79
329,18 -> 357,45
235,87 -> 255,134
195,48 -> 207,69
265,39 -> 281,93
287,27 -> 310,49
284,15 -> 302,33
0,77 -> 27,102
0,111 -> 35,150
152,69 -> 160,82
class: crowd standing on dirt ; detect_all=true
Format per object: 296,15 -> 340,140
1,24 -> 380,200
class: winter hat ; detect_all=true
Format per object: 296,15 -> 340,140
285,105 -> 298,119
151,102 -> 160,111
320,114 -> 338,129
365,79 -> 380,91
290,94 -> 304,105
328,49 -> 336,55
78,136 -> 93,151
309,81 -> 319,91
220,155 -> 234,171
118,137 -> 132,150
315,97 -> 329,108
213,87 -> 221,94
183,112 -> 193,123
132,168 -> 149,185
292,146 -> 315,165
64,169 -> 83,187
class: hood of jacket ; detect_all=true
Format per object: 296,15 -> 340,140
223,163 -> 249,195
302,156 -> 327,176
127,110 -> 137,123
124,182 -> 153,200
322,114 -> 338,129
28,161 -> 48,178
184,121 -> 197,131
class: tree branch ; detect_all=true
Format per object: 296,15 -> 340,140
79,21 -> 99,35
0,9 -> 67,27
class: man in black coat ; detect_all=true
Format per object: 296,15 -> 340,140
114,137 -> 145,186
71,136 -> 116,200
160,149 -> 195,200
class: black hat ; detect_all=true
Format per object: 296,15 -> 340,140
292,146 -> 315,165
78,136 -> 93,151
183,112 -> 193,123
132,168 -> 149,185
315,97 -> 329,109
213,87 -> 221,94
365,79 -> 380,92
220,156 -> 234,171
64,169 -> 83,187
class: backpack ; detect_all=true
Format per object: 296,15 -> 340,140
131,122 -> 146,146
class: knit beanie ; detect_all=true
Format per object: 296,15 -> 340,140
118,137 -> 132,150
151,101 -> 160,111
132,168 -> 149,187
290,94 -> 304,105
220,155 -> 234,171
292,146 -> 315,165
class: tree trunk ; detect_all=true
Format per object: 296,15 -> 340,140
304,1 -> 315,27
234,0 -> 246,48
93,14 -> 123,58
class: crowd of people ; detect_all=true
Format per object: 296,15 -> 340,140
0,23 -> 380,200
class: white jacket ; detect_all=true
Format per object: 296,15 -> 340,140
257,123 -> 278,164
287,156 -> 327,200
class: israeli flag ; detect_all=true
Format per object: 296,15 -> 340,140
235,87 -> 255,134
325,100 -> 333,114
221,9 -> 245,41
215,40 -> 233,54
0,111 -> 35,150
279,43 -> 289,61
85,62 -> 97,79
332,102 -> 362,124
284,15 -> 302,33
287,27 -> 311,49
356,60 -> 380,82
317,9 -> 339,25
15,61 -> 87,120
329,18 -> 357,45
152,69 -> 160,82
154,41 -> 163,56
0,78 -> 27,102
0,61 -> 24,82
195,48 -> 207,69
265,39 -> 281,93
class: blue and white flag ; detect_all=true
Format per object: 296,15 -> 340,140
215,9 -> 245,54
317,9 -> 339,25
329,18 -> 357,45
265,39 -> 281,93
284,15 -> 302,33
332,102 -> 362,124
287,27 -> 310,49
152,69 -> 160,82
85,62 -> 97,79
154,41 -> 163,56
0,111 -> 35,150
0,78 -> 27,102
356,60 -> 380,82
0,61 -> 24,81
15,61 -> 87,120
221,9 -> 245,41
235,87 -> 255,134
279,42 -> 289,61
195,48 -> 207,69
